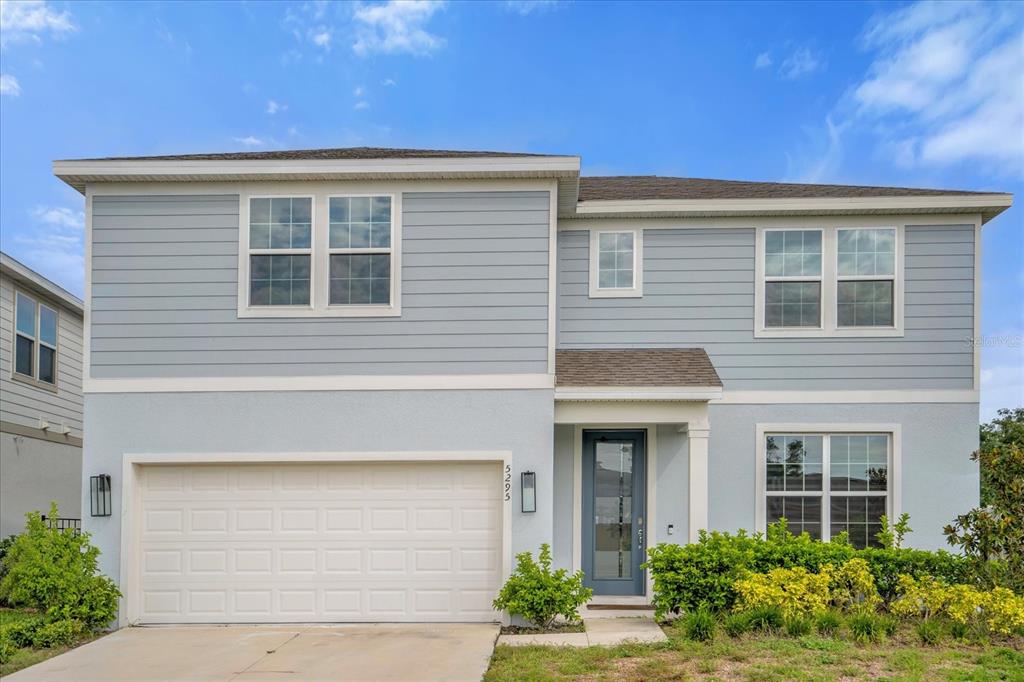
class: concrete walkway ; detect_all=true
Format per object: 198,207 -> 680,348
496,617 -> 667,647
7,624 -> 499,682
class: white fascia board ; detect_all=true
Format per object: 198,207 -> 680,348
574,194 -> 1013,223
53,156 -> 582,192
716,389 -> 980,404
554,386 -> 723,401
0,253 -> 84,314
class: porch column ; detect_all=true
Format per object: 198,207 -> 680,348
688,419 -> 710,543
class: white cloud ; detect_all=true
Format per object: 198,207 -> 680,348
354,100 -> 369,110
311,29 -> 331,48
0,0 -> 76,46
0,73 -> 20,96
852,1 -> 1023,173
352,1 -> 445,57
381,78 -> 397,86
233,136 -> 265,147
779,47 -> 823,79
503,0 -> 560,15
354,85 -> 365,97
266,99 -> 287,114
13,204 -> 87,294
754,51 -> 772,69
32,205 -> 84,229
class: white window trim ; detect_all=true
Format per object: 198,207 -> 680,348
323,193 -> 401,317
754,423 -> 902,544
236,192 -> 402,318
754,226 -> 904,337
11,289 -> 60,391
588,228 -> 643,298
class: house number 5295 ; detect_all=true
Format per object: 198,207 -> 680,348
504,465 -> 511,501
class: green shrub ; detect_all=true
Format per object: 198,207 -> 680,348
814,610 -> 842,636
680,605 -> 716,642
1,617 -> 43,648
745,605 -> 784,633
0,635 -> 15,665
857,547 -> 970,601
848,612 -> 885,644
916,618 -> 945,645
785,615 -> 813,637
944,409 -> 1024,593
30,619 -> 82,648
879,615 -> 899,638
723,611 -> 752,638
0,504 -> 120,628
492,544 -> 591,629
950,620 -> 970,640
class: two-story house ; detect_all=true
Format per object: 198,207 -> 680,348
1,252 -> 84,537
52,147 -> 1011,626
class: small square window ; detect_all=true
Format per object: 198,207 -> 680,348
590,230 -> 643,298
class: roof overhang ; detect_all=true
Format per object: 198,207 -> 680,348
572,194 -> 1013,223
554,385 -> 723,402
0,252 -> 84,314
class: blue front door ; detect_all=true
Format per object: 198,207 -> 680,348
582,430 -> 647,596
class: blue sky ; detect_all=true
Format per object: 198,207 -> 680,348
1,0 -> 1021,418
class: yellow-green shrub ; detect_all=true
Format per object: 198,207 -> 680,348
824,558 -> 882,614
733,566 -> 830,619
891,575 -> 1024,635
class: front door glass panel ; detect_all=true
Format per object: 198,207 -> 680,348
593,441 -> 634,580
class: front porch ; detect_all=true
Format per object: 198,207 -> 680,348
550,349 -> 723,604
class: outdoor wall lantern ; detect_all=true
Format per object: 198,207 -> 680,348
521,471 -> 536,513
90,474 -> 112,517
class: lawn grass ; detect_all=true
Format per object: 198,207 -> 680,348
0,608 -> 104,677
485,619 -> 1024,681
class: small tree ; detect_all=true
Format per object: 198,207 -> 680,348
492,544 -> 592,629
944,408 -> 1024,592
0,504 -> 120,628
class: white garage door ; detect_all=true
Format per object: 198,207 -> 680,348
136,461 -> 503,623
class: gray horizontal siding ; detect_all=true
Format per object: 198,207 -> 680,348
90,191 -> 550,378
557,225 -> 975,390
0,274 -> 84,436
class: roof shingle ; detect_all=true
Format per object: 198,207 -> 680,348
578,175 -> 998,201
555,349 -> 722,387
68,147 -> 563,162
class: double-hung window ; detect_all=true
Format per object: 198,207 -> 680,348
763,230 -> 822,328
240,192 -> 400,317
761,430 -> 893,549
837,228 -> 896,328
13,291 -> 58,388
247,197 -> 313,307
756,226 -> 902,336
589,229 -> 643,298
328,196 -> 393,306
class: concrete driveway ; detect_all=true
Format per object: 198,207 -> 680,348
6,624 -> 500,682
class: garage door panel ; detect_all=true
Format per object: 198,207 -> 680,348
137,461 -> 503,623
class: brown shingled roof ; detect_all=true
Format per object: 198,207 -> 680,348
578,175 -> 998,201
555,349 -> 722,387
69,147 -> 564,162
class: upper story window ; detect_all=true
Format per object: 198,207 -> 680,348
837,228 -> 896,328
238,192 -> 400,318
589,229 -> 643,298
248,197 -> 313,307
755,226 -> 903,337
328,196 -> 392,306
13,291 -> 58,388
764,230 -> 822,328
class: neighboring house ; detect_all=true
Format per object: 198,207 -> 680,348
52,148 -> 1011,626
0,252 -> 84,538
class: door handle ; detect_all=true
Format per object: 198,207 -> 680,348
637,527 -> 644,546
